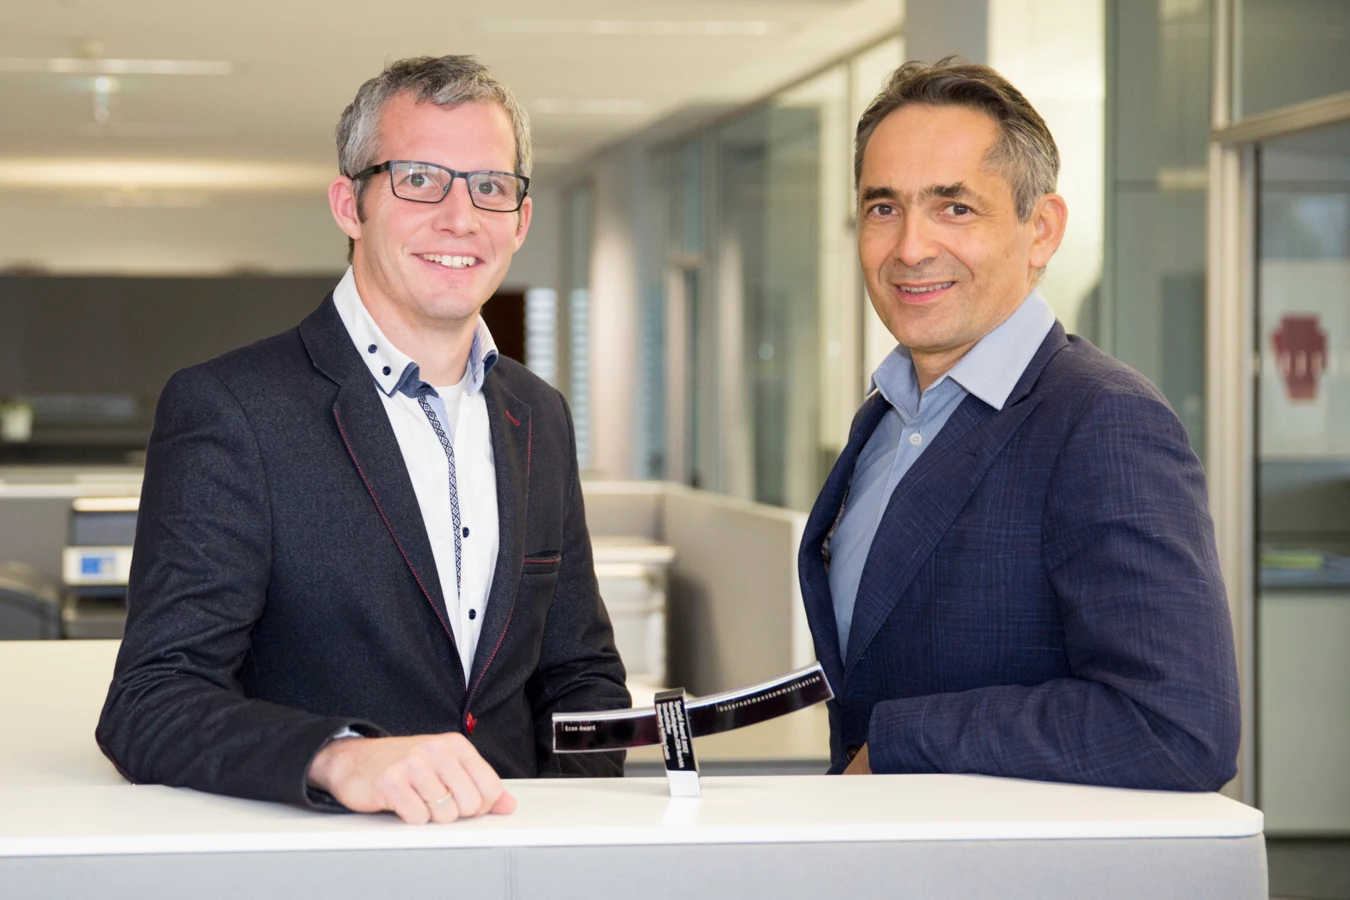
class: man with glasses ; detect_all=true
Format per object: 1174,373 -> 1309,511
98,56 -> 629,824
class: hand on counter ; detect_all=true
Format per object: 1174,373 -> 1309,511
306,732 -> 516,824
843,743 -> 871,775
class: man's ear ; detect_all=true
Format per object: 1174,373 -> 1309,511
1028,192 -> 1067,271
513,194 -> 533,252
329,176 -> 361,242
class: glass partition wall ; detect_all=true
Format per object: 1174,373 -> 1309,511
643,37 -> 902,510
1103,0 -> 1212,460
1254,121 -> 1350,834
1209,0 -> 1350,833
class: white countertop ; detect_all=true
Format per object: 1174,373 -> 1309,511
0,641 -> 1263,858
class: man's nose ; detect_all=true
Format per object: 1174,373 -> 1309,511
892,213 -> 938,268
433,176 -> 480,233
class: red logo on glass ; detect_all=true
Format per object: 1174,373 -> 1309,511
1272,315 -> 1328,402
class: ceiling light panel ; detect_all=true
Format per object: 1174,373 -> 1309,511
0,58 -> 234,76
475,19 -> 790,36
0,159 -> 331,192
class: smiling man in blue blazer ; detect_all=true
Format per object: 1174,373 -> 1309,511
800,58 -> 1239,790
97,56 -> 629,823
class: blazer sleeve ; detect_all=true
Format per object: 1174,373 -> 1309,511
866,385 -> 1241,790
95,366 -> 381,808
528,393 -> 630,777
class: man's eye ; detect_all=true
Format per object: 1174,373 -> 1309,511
476,179 -> 503,195
408,173 -> 428,188
868,203 -> 894,217
948,203 -> 972,216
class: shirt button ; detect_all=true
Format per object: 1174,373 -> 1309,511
382,366 -> 391,376
845,744 -> 862,762
909,432 -> 923,446
468,609 -> 477,620
462,527 -> 470,538
367,344 -> 377,354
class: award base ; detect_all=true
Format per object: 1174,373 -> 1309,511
654,688 -> 700,798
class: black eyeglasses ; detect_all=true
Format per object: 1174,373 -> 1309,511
353,160 -> 530,212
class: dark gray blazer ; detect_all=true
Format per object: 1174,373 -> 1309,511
97,296 -> 629,808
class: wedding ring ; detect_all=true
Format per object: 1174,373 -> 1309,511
430,790 -> 455,808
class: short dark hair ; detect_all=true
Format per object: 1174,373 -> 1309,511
854,56 -> 1059,221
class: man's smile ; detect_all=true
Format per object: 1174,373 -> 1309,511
418,253 -> 480,269
894,280 -> 956,302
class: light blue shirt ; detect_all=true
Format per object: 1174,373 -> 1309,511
829,290 -> 1057,656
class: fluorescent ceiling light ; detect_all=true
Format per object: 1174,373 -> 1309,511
477,19 -> 788,36
0,58 -> 234,76
530,99 -> 650,116
0,159 -> 331,192
84,190 -> 213,209
75,122 -> 239,138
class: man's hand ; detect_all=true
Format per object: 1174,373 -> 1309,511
306,733 -> 516,824
843,743 -> 872,775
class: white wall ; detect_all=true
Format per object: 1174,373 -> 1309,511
585,143 -> 645,479
989,0 -> 1106,334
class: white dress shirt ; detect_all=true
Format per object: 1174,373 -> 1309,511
332,268 -> 499,680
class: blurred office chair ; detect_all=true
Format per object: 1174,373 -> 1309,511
0,561 -> 62,639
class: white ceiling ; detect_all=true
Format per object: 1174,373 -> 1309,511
0,0 -> 902,193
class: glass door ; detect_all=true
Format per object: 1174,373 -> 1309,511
1254,118 -> 1350,833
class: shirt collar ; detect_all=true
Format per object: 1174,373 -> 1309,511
870,288 -> 1057,413
331,266 -> 499,399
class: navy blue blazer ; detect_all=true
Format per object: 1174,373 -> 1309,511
800,324 -> 1240,790
97,296 -> 629,808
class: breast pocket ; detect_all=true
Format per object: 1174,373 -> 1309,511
522,553 -> 562,575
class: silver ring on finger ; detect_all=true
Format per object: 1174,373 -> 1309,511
430,790 -> 455,809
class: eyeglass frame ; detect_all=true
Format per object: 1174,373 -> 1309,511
351,160 -> 531,212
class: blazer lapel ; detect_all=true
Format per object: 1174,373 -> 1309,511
799,390 -> 889,693
466,371 -> 531,697
842,323 -> 1069,675
300,298 -> 451,640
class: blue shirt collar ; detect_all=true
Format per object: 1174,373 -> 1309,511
331,267 -> 499,399
871,289 -> 1057,413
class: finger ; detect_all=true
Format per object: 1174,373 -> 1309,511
435,756 -> 485,819
446,735 -> 506,816
490,788 -> 516,815
383,777 -> 432,825
404,755 -> 459,824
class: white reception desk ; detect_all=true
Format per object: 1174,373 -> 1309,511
1,641 -> 1266,899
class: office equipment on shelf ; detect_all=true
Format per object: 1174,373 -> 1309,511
1260,548 -> 1350,587
61,496 -> 138,639
0,562 -> 61,639
591,536 -> 676,685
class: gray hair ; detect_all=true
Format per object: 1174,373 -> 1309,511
854,56 -> 1058,221
336,55 -> 532,221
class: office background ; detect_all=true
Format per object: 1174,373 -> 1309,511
1,1 -> 1347,896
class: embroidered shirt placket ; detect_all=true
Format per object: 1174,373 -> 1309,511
415,396 -> 464,600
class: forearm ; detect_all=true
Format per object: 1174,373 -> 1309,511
864,384 -> 1237,791
867,676 -> 1234,790
96,366 -> 376,805
98,669 -> 366,804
